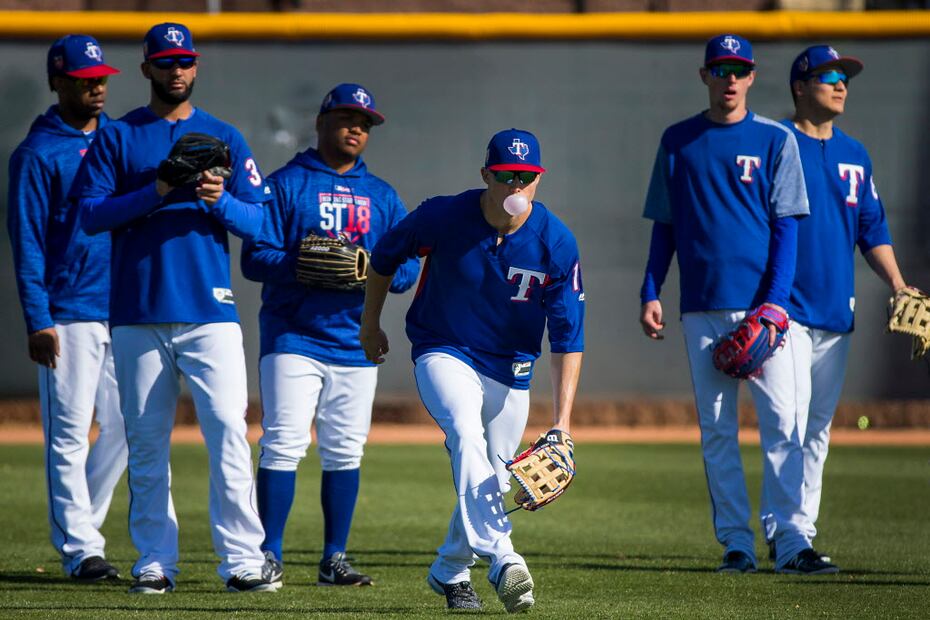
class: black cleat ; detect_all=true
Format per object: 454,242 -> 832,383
262,550 -> 284,590
128,573 -> 173,594
71,556 -> 119,582
768,540 -> 776,562
428,573 -> 483,610
226,573 -> 277,593
318,551 -> 373,586
716,550 -> 757,573
777,548 -> 839,575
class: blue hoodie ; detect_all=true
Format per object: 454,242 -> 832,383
7,106 -> 110,333
242,148 -> 420,366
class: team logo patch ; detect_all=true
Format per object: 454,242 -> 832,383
352,88 -> 371,108
212,287 -> 235,304
721,36 -> 740,54
53,55 -> 64,70
827,47 -> 840,59
512,361 -> 532,377
508,139 -> 530,161
798,56 -> 809,72
84,42 -> 102,61
736,155 -> 762,184
838,163 -> 865,206
164,27 -> 185,47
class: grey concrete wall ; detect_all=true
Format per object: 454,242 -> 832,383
1,38 -> 928,401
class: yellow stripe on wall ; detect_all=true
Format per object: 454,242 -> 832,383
0,11 -> 926,41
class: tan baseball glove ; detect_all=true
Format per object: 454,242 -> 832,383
295,233 -> 368,291
506,429 -> 575,512
888,287 -> 930,360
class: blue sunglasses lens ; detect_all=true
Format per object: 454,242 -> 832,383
815,70 -> 847,85
151,56 -> 196,70
708,63 -> 752,79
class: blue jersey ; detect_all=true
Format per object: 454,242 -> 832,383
7,106 -> 111,333
783,122 -> 892,333
643,111 -> 809,313
241,149 -> 420,366
371,189 -> 585,389
71,106 -> 269,326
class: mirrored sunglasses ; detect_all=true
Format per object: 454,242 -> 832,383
150,56 -> 197,70
492,170 -> 539,185
813,69 -> 848,85
708,63 -> 753,79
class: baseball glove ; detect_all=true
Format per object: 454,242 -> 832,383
506,429 -> 575,512
296,233 -> 369,291
712,305 -> 789,380
157,132 -> 232,187
888,287 -> 930,360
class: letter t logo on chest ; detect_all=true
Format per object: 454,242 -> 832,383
508,266 -> 547,302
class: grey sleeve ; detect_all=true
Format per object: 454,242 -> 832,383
642,143 -> 673,224
770,132 -> 810,219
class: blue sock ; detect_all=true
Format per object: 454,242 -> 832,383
321,468 -> 360,560
256,468 -> 296,562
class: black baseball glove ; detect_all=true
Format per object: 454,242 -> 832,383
296,233 -> 369,291
157,132 -> 232,188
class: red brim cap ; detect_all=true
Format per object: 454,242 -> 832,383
822,56 -> 864,79
330,103 -> 385,125
487,163 -> 546,173
147,49 -> 201,60
67,64 -> 120,78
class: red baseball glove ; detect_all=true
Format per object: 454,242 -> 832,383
712,305 -> 789,379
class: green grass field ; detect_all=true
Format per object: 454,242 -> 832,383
0,442 -> 928,618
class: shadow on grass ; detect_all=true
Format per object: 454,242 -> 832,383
0,606 -> 416,615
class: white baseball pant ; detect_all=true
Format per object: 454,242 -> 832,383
39,320 -> 127,575
257,352 -> 377,472
414,352 -> 529,586
760,322 -> 851,544
112,322 -> 265,583
682,310 -> 811,568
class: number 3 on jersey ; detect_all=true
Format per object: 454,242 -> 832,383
244,158 -> 262,187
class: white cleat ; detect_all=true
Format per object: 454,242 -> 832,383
495,564 -> 535,613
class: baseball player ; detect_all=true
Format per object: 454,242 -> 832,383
758,45 -> 910,565
7,34 -> 126,582
638,34 -> 837,575
359,129 -> 585,612
70,23 -> 275,594
241,83 -> 419,588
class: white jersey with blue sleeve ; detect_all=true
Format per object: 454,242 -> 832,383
643,111 -> 809,313
241,149 -> 420,366
71,106 -> 269,326
371,189 -> 585,389
784,122 -> 892,333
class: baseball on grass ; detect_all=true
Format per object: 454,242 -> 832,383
857,415 -> 870,431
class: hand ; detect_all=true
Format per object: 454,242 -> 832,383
761,302 -> 786,347
640,299 -> 665,340
28,327 -> 60,369
155,179 -> 173,196
196,169 -> 225,206
360,325 -> 390,364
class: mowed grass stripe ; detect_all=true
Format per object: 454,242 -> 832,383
0,443 -> 927,618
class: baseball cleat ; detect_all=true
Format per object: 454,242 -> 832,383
128,572 -> 174,594
716,550 -> 757,573
494,564 -> 534,613
318,551 -> 373,586
262,550 -> 284,590
776,548 -> 840,575
71,556 -> 120,582
428,573 -> 483,610
768,540 -> 776,562
226,573 -> 278,593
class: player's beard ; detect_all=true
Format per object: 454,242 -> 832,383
152,78 -> 195,105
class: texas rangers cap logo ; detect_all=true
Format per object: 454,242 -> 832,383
798,55 -> 809,72
508,139 -> 530,161
827,47 -> 840,59
53,55 -> 64,70
164,27 -> 185,47
722,36 -> 741,54
352,88 -> 372,108
84,42 -> 102,61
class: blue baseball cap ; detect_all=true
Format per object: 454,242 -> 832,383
705,34 -> 754,67
47,34 -> 119,79
319,83 -> 385,125
790,45 -> 863,84
143,23 -> 200,60
485,129 -> 546,173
